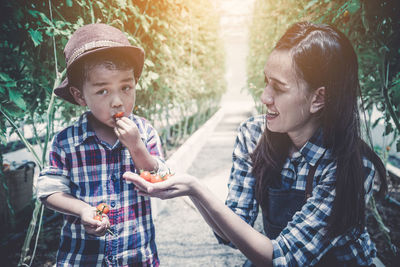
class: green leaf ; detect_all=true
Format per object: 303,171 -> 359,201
7,89 -> 27,111
305,0 -> 319,10
384,123 -> 393,136
372,117 -> 382,128
0,134 -> 6,146
66,0 -> 73,7
144,59 -> 155,68
0,72 -> 13,82
1,104 -> 24,117
28,29 -> 43,47
27,10 -> 39,18
348,0 -> 360,14
397,139 -> 400,152
37,12 -> 53,26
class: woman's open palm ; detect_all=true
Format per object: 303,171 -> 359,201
123,171 -> 197,199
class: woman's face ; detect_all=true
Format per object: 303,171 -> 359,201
261,49 -> 320,145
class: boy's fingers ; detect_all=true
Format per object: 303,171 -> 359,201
87,217 -> 102,227
114,127 -> 121,137
115,117 -> 131,129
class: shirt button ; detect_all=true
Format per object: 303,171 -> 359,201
108,255 -> 113,261
111,174 -> 117,181
110,201 -> 116,207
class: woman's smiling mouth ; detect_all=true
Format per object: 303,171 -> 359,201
266,109 -> 279,119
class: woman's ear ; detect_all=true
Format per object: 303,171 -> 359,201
69,86 -> 87,106
310,86 -> 325,114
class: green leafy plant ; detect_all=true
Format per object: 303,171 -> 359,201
1,0 -> 225,265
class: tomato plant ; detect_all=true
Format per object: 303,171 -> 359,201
0,1 -> 225,265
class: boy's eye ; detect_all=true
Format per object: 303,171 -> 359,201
122,86 -> 132,91
96,89 -> 108,95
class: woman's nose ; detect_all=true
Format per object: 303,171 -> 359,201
261,86 -> 273,105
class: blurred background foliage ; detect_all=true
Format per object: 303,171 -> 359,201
246,0 -> 399,152
0,0 -> 225,157
0,0 -> 225,265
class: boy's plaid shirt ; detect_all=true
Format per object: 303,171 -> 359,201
37,112 -> 165,266
223,115 -> 377,266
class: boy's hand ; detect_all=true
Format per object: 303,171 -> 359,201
114,117 -> 141,150
80,206 -> 111,237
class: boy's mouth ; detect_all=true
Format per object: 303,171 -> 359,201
113,111 -> 125,119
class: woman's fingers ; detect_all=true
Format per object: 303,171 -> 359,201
123,171 -> 152,191
137,188 -> 178,199
123,171 -> 180,196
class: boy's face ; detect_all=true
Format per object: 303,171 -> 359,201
70,64 -> 136,129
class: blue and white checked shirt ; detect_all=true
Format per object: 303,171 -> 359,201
37,111 -> 166,266
224,115 -> 376,266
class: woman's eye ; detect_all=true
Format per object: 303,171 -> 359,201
273,85 -> 282,92
122,86 -> 132,91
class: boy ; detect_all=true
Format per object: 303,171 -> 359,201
37,23 -> 167,266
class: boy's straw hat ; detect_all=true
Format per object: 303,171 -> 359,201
54,23 -> 144,104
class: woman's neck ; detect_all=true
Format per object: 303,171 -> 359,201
288,120 -> 320,150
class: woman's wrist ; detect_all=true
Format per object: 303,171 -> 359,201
189,177 -> 207,199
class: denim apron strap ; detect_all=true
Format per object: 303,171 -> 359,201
243,158 -> 372,266
242,162 -> 318,267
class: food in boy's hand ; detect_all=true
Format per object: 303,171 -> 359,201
93,215 -> 102,221
139,170 -> 173,183
96,203 -> 110,215
113,112 -> 124,119
94,203 -> 114,236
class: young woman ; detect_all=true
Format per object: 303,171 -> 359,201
123,22 -> 387,267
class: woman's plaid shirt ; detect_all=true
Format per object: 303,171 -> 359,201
223,115 -> 377,266
37,112 -> 165,266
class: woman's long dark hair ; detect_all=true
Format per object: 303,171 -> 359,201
251,22 -> 387,236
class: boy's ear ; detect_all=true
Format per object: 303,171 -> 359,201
69,86 -> 87,106
310,86 -> 325,114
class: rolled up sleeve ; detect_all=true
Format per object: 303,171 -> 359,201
37,136 -> 71,200
36,174 -> 70,200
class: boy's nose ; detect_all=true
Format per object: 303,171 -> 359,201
111,95 -> 123,108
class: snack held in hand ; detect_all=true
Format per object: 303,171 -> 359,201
96,203 -> 110,215
113,111 -> 124,119
94,203 -> 114,236
139,170 -> 173,183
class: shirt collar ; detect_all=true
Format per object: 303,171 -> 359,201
297,128 -> 327,166
73,111 -> 96,147
72,112 -> 146,148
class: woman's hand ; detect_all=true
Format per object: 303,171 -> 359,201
79,206 -> 111,237
114,117 -> 141,150
123,171 -> 199,199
